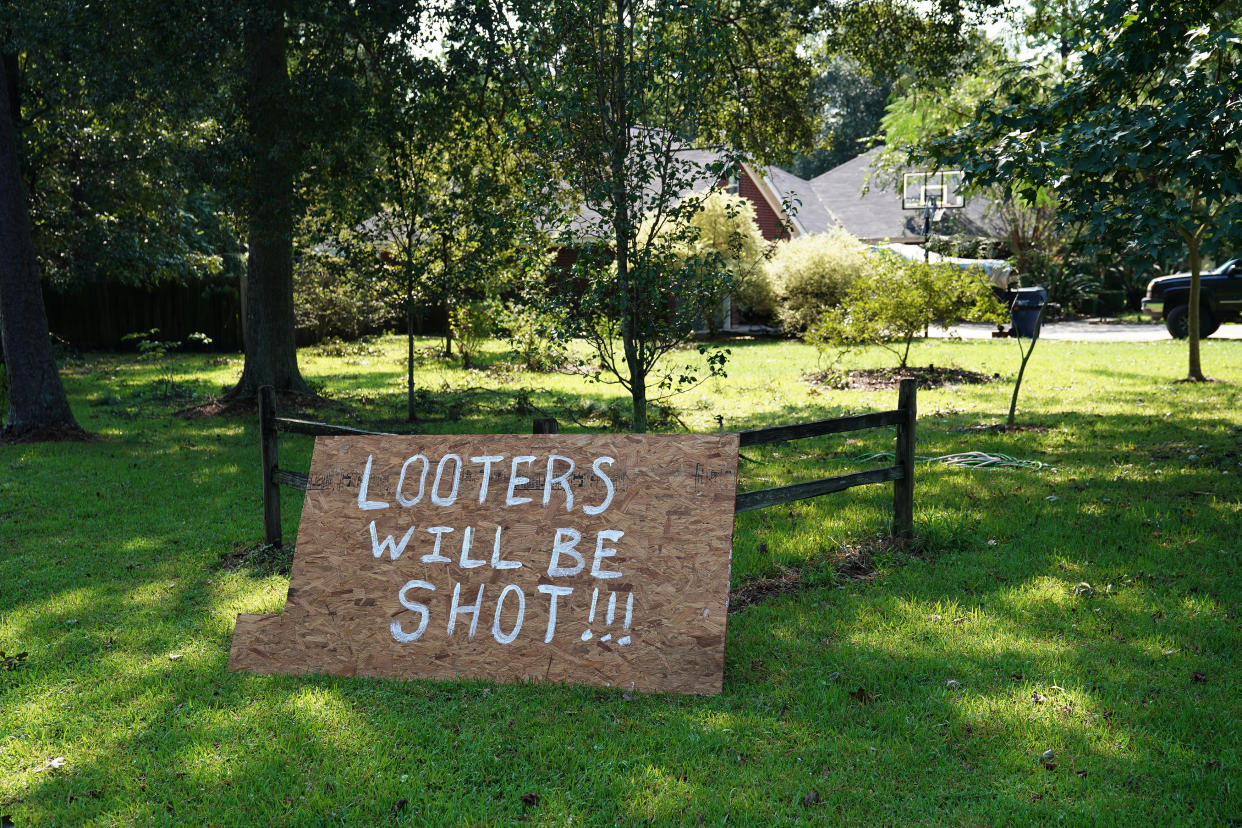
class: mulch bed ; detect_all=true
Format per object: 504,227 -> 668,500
729,535 -> 917,613
804,365 -> 1002,392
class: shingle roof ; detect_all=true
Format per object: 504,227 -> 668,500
806,148 -> 996,241
759,164 -> 832,237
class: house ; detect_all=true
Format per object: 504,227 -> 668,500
560,141 -> 1001,252
553,136 -> 801,272
760,147 -> 1000,244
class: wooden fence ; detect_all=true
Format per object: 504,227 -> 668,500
257,378 -> 916,546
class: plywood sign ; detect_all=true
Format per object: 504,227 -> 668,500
229,433 -> 740,695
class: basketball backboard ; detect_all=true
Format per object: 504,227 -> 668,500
902,170 -> 965,210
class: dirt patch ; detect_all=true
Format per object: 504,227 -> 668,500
805,365 -> 1001,392
955,423 -> 1051,434
729,535 -> 915,613
175,390 -> 337,420
216,542 -> 295,577
0,421 -> 98,444
729,568 -> 803,612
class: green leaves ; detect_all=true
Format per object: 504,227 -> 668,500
808,256 -> 1002,369
930,0 -> 1242,265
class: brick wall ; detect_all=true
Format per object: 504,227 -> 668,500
738,170 -> 790,242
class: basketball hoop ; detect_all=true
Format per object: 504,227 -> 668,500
902,170 -> 965,211
902,170 -> 965,260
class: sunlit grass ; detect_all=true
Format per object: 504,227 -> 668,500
2,334 -> 1240,824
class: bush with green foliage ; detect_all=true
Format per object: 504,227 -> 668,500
498,303 -> 569,373
1018,250 -> 1099,315
808,256 -> 1005,368
450,299 -> 498,369
768,229 -> 870,333
663,191 -> 775,323
294,251 -> 398,343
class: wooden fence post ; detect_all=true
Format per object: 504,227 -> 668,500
532,417 -> 560,434
259,385 -> 282,548
892,379 -> 917,538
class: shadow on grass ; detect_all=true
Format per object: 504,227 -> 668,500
5,364 -> 1241,823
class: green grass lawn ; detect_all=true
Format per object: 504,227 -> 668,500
2,334 -> 1241,826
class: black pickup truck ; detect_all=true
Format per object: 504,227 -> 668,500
1142,257 -> 1242,338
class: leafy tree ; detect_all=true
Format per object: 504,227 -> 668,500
930,0 -> 1242,381
342,49 -> 546,416
218,0 -> 431,400
808,256 -> 1004,368
786,54 -> 895,180
468,0 -> 817,431
0,0 -> 227,438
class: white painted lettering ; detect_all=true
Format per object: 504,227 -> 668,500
547,527 -> 585,577
490,526 -> 521,570
470,455 -> 504,503
506,455 -> 536,506
431,454 -> 462,506
582,456 -> 615,515
369,521 -> 416,561
357,454 -> 389,511
590,529 -> 624,578
537,584 -> 573,643
395,454 -> 429,507
542,455 -> 575,512
491,584 -> 526,644
458,526 -> 485,569
391,580 -> 435,642
422,526 -> 454,563
447,582 -> 485,638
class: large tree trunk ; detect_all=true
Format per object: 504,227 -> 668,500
226,1 -> 309,399
0,51 -> 85,440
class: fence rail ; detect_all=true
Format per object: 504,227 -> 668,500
257,379 -> 916,546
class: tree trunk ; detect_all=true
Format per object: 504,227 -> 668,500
611,0 -> 646,433
225,1 -> 309,400
1185,233 -> 1206,382
406,266 -> 416,422
0,51 -> 85,440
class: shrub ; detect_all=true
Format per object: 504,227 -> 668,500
450,299 -> 497,369
498,303 -> 569,372
640,190 -> 775,329
808,256 -> 1005,368
294,251 -> 398,343
925,233 -> 1011,260
768,229 -> 870,333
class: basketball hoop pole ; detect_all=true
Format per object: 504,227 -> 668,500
923,195 -> 939,262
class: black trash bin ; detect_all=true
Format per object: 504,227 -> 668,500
1010,286 -> 1047,338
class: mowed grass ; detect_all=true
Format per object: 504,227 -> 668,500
2,334 -> 1241,826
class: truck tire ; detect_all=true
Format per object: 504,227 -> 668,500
1165,304 -> 1218,338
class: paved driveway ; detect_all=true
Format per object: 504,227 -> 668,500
931,320 -> 1242,342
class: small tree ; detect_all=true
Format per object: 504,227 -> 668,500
808,257 -> 1003,368
469,0 -> 816,431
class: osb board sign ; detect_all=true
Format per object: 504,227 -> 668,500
229,433 -> 740,695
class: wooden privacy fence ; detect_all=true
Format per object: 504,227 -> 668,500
257,378 -> 916,547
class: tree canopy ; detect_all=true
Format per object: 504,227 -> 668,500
929,0 -> 1242,380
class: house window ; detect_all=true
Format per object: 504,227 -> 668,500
725,172 -> 741,195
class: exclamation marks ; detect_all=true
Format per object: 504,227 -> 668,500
580,588 -> 633,646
